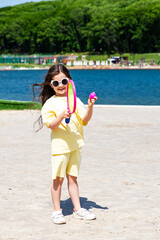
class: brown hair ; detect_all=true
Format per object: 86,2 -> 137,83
32,63 -> 72,106
32,63 -> 72,131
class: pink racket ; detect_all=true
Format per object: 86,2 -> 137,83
65,79 -> 77,124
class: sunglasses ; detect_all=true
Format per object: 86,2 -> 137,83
51,78 -> 69,87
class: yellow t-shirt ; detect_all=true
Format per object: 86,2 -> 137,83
41,95 -> 87,155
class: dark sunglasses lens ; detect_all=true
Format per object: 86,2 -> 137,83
52,81 -> 59,87
62,79 -> 68,85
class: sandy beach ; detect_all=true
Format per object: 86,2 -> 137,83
0,106 -> 160,240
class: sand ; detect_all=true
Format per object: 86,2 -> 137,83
0,106 -> 160,240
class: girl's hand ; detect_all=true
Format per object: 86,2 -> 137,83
88,96 -> 97,108
49,109 -> 71,130
62,109 -> 71,119
83,96 -> 97,123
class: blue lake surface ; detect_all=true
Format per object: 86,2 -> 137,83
0,69 -> 160,105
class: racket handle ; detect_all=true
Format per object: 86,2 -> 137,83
65,118 -> 70,124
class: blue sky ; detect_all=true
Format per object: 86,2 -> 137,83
0,0 -> 44,8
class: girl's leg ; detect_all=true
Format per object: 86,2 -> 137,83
51,177 -> 64,211
67,174 -> 81,211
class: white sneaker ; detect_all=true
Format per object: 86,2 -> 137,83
50,210 -> 66,224
73,208 -> 96,220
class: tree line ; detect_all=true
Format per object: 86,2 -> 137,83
0,0 -> 160,54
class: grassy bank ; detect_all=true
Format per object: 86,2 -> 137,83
0,100 -> 41,110
0,53 -> 159,69
85,53 -> 160,64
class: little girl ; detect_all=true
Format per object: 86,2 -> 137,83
33,63 -> 97,224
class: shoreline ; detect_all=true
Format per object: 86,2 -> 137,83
0,65 -> 160,71
1,104 -> 160,111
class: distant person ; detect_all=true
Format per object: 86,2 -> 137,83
32,63 -> 97,224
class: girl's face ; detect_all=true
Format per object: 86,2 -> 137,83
50,72 -> 68,97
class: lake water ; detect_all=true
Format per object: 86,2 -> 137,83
0,69 -> 160,105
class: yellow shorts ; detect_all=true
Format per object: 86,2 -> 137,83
51,148 -> 82,180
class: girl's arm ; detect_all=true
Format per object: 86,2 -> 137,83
49,110 -> 71,130
82,97 -> 97,123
